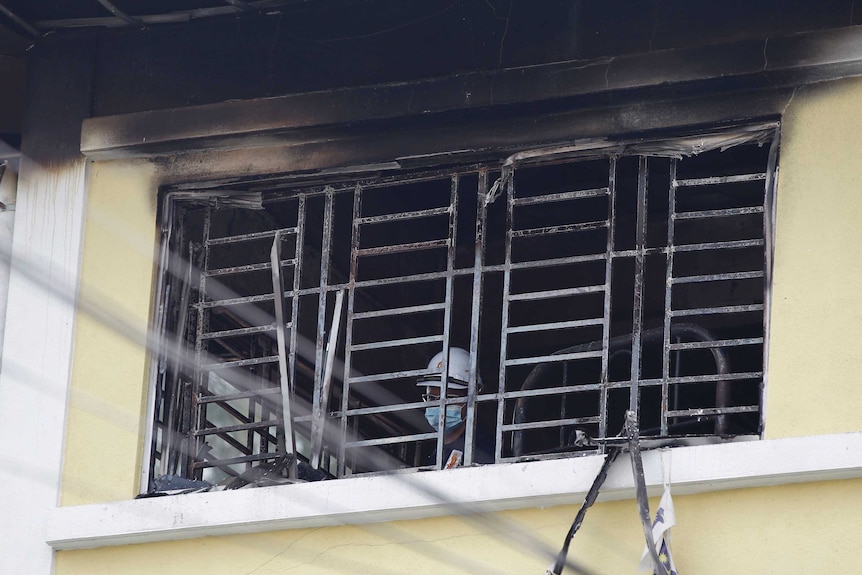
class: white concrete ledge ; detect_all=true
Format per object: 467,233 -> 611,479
46,432 -> 862,550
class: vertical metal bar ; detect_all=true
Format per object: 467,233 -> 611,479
464,170 -> 488,466
311,189 -> 335,462
339,184 -> 362,477
434,175 -> 459,469
599,158 -> 616,441
559,363 -> 569,447
661,159 -> 678,436
758,131 -> 781,437
161,243 -> 194,476
629,157 -> 649,417
497,175 -> 514,462
311,289 -> 345,469
271,232 -> 298,480
191,208 -> 212,478
289,196 -> 306,399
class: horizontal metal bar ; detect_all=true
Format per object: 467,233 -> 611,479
350,334 -> 444,352
506,317 -> 604,334
672,238 -> 764,252
511,220 -> 607,238
352,269 -> 462,290
675,173 -> 766,187
206,227 -> 298,246
669,371 -> 763,384
501,383 -> 604,400
671,303 -> 764,317
674,206 -> 764,220
355,238 -> 449,257
504,349 -> 603,367
344,432 -> 437,448
345,400 -> 430,417
508,284 -> 604,302
197,387 -> 281,404
206,258 -> 295,278
201,355 -> 279,370
507,253 -> 609,271
512,187 -> 608,206
502,416 -> 600,432
193,419 -> 281,436
200,292 -> 276,310
199,323 -> 278,340
347,367 -> 435,385
669,337 -> 764,350
193,452 -> 282,469
498,449 -> 601,464
672,270 -> 764,284
352,302 -> 445,320
357,206 -> 450,225
666,405 -> 759,417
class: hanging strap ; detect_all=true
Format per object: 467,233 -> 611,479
625,410 -> 668,575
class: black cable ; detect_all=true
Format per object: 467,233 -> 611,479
546,445 -> 621,575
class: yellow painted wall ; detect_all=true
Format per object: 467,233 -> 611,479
61,160 -> 158,506
765,77 -> 862,438
58,76 -> 862,573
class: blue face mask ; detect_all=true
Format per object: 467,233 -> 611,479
424,405 -> 463,433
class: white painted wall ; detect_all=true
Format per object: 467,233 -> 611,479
0,156 -> 89,575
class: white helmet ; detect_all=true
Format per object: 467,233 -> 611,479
417,347 -> 483,391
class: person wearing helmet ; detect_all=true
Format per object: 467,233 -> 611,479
417,347 -> 495,468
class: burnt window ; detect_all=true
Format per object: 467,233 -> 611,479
147,126 -> 777,489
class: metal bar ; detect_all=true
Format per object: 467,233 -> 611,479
666,405 -> 758,418
599,158 -> 616,442
200,355 -> 279,370
95,0 -> 142,26
199,323 -> 277,340
352,302 -> 445,320
206,258 -> 295,277
310,189 -> 335,473
356,205 -> 450,225
345,432 -> 437,449
630,156 -> 649,416
194,419 -> 281,436
0,2 -> 40,37
675,172 -> 766,187
508,284 -> 604,302
669,371 -> 762,384
674,206 -> 764,220
508,253 -> 608,271
339,184 -> 362,477
349,334 -> 444,352
662,159 -> 677,435
354,238 -> 449,257
311,289 -> 345,469
673,238 -> 764,252
502,384 -> 605,400
497,175 -> 514,463
669,337 -> 764,350
464,170 -> 487,466
193,452 -> 281,469
502,416 -> 599,432
198,387 -> 281,404
289,196 -> 306,399
191,208 -> 213,478
671,270 -> 764,284
511,187 -> 608,206
206,226 -> 297,246
504,350 -> 603,367
506,317 -> 604,334
345,400 -> 431,417
271,232 -> 298,479
510,220 -> 607,238
670,303 -> 764,317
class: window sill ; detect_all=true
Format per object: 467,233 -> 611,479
46,432 -> 862,550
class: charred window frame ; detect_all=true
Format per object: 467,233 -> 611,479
146,123 -> 778,489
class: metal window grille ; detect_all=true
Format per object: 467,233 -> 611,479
148,125 -> 778,486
